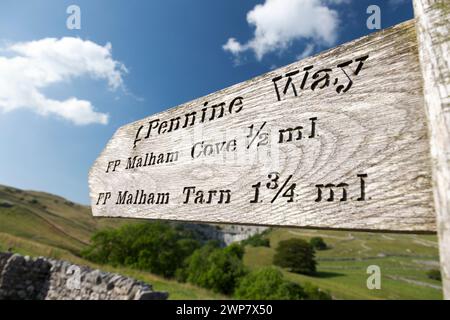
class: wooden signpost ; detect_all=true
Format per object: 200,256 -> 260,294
89,0 -> 449,298
413,0 -> 450,299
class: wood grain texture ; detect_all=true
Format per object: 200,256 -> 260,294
89,20 -> 436,232
413,0 -> 450,298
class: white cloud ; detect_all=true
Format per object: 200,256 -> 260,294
297,43 -> 315,60
0,37 -> 127,125
223,0 -> 345,61
223,38 -> 244,55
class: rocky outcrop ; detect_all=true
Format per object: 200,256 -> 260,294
0,253 -> 168,300
180,223 -> 268,246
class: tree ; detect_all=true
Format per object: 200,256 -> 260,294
179,242 -> 247,295
273,239 -> 317,275
175,241 -> 220,284
310,237 -> 327,250
234,267 -> 307,300
82,222 -> 201,278
241,233 -> 270,247
303,282 -> 332,300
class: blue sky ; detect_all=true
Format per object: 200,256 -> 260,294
0,0 -> 414,204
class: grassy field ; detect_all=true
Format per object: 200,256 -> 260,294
0,184 -> 443,299
244,229 -> 442,299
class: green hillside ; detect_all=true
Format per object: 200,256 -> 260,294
0,185 -> 225,299
0,184 -> 443,300
244,229 -> 442,299
0,184 -> 130,253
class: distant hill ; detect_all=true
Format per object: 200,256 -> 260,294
0,184 -> 131,254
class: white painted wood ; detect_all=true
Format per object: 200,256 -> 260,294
413,0 -> 450,299
89,20 -> 436,232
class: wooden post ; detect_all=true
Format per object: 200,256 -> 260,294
413,0 -> 450,299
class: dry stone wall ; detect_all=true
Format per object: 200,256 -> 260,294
0,252 -> 168,300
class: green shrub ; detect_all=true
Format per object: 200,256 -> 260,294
178,242 -> 247,295
241,233 -> 270,247
273,239 -> 316,275
310,237 -> 327,250
427,269 -> 441,281
28,198 -> 39,205
303,282 -> 332,300
82,222 -> 201,278
234,267 -> 307,300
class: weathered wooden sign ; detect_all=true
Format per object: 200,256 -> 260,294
89,19 -> 437,232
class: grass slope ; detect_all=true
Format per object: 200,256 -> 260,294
0,185 -> 225,299
243,228 -> 442,300
0,185 -> 129,253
